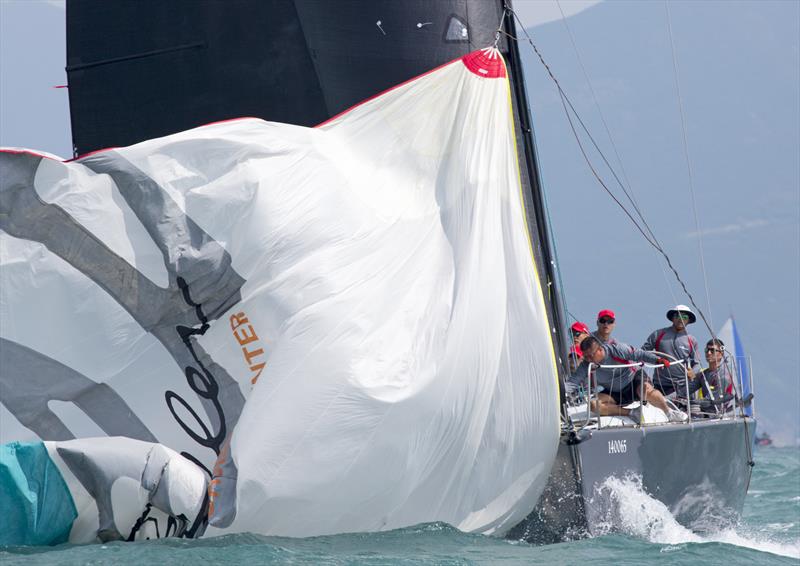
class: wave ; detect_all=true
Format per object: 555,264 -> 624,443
591,474 -> 800,559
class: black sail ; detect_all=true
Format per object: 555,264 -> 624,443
66,0 -> 569,388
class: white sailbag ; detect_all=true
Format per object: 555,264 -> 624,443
0,49 -> 560,538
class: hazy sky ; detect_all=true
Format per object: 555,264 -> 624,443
1,0 -> 798,444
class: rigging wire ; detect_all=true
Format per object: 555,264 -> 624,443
504,9 -> 718,341
495,36 -> 655,251
494,7 -> 508,48
664,0 -> 715,329
554,1 -> 637,209
554,0 -> 679,306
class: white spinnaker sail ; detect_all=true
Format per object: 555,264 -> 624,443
0,49 -> 560,537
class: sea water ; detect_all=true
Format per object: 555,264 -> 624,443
3,447 -> 798,565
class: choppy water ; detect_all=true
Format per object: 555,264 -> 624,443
3,447 -> 798,565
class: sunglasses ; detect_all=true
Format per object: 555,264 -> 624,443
674,314 -> 690,321
705,348 -> 722,353
598,318 -> 615,324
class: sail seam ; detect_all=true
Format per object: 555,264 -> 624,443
65,42 -> 207,72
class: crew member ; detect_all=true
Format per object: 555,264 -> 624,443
569,336 -> 682,421
594,309 -> 617,344
694,338 -> 735,411
642,304 -> 702,397
590,309 -> 644,399
568,322 -> 589,374
567,345 -> 582,374
570,321 -> 590,347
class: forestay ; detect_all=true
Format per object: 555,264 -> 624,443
0,48 -> 559,538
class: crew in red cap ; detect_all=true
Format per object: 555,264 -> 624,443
591,308 -> 644,406
569,322 -> 589,373
594,309 -> 616,345
570,321 -> 590,347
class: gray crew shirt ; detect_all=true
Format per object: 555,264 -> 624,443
695,362 -> 735,398
568,340 -> 660,394
589,334 -> 634,389
642,326 -> 702,392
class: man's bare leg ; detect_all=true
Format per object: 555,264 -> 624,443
592,393 -> 630,416
641,382 -> 670,414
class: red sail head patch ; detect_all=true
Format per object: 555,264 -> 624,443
461,47 -> 507,78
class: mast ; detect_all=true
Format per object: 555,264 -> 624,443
502,7 -> 570,397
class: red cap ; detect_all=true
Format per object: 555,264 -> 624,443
570,321 -> 590,334
597,309 -> 616,320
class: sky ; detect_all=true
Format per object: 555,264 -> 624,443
1,0 -> 798,444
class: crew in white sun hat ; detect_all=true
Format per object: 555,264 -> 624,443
642,305 -> 702,422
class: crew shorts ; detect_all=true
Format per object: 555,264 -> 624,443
608,371 -> 648,406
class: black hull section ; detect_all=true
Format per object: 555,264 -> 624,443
510,419 -> 757,544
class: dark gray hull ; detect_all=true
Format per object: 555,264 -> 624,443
509,418 -> 757,543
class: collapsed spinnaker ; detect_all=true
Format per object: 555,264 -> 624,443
0,49 -> 559,541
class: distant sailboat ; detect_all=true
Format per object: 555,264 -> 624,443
755,432 -> 773,447
718,317 -> 753,417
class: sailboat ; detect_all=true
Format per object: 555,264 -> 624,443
718,316 -> 753,417
0,0 -> 756,545
755,432 -> 773,447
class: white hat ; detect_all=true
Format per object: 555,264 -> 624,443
666,304 -> 696,324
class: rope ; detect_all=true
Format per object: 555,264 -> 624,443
505,9 -> 718,342
664,0 -> 715,329
566,309 -> 582,323
554,0 -> 679,306
494,7 -> 508,49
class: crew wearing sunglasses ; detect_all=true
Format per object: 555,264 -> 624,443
594,309 -> 617,345
570,321 -> 590,347
696,338 -> 735,402
642,304 -> 703,399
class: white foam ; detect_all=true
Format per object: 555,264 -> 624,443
593,475 -> 800,559
705,528 -> 800,559
592,475 -> 701,545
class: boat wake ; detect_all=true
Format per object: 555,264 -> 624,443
591,475 -> 800,559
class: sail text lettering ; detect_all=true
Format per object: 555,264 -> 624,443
230,311 -> 268,384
